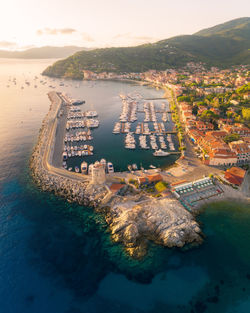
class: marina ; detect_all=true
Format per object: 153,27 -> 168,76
112,93 -> 179,156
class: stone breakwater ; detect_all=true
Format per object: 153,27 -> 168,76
30,91 -> 203,259
30,91 -> 109,207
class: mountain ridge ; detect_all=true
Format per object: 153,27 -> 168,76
42,17 -> 250,78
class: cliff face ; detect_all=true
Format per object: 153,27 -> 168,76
105,198 -> 203,258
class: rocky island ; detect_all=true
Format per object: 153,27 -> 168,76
30,91 -> 203,258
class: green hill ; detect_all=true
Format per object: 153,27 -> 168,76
43,17 -> 250,79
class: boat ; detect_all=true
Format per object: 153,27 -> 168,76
149,165 -> 156,169
132,163 -> 138,170
62,152 -> 68,160
81,162 -> 88,174
68,167 -> 72,171
107,162 -> 114,173
153,149 -> 170,157
88,164 -> 93,175
71,99 -> 85,105
75,166 -> 80,173
100,158 -> 107,168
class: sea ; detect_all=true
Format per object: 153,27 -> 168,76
0,59 -> 250,313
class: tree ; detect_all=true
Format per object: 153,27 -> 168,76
242,108 -> 250,121
200,110 -> 219,122
224,133 -> 240,144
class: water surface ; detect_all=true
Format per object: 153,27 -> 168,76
0,59 -> 250,313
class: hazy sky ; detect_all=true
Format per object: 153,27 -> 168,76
0,0 -> 249,49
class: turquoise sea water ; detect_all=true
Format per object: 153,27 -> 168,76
0,59 -> 250,313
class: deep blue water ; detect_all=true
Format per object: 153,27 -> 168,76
0,59 -> 250,313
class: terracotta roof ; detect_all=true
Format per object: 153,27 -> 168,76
146,174 -> 163,183
109,184 -> 125,193
137,177 -> 147,184
171,180 -> 188,187
225,167 -> 246,179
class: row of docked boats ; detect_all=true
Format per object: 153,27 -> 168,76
119,99 -> 137,122
64,159 -> 114,174
64,133 -> 93,143
125,133 -> 136,149
144,102 -> 157,122
66,118 -> 99,130
167,134 -> 175,151
62,144 -> 94,160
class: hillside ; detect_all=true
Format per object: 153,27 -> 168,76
42,17 -> 250,79
0,46 -> 88,59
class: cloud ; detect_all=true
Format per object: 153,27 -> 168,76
81,32 -> 95,42
0,41 -> 16,48
37,28 -> 76,36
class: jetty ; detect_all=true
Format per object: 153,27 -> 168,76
30,91 -> 111,207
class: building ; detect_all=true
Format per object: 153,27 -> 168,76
224,167 -> 246,186
91,163 -> 106,185
229,140 -> 250,164
137,174 -> 163,186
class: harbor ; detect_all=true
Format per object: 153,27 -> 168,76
29,88 -> 204,258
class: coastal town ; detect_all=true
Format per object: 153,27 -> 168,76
82,64 -> 250,169
30,63 -> 250,258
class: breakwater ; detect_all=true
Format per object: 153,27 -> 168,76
30,91 -> 110,207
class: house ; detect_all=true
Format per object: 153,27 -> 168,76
109,184 -> 125,194
137,177 -> 147,185
208,150 -> 237,166
136,174 -> 163,186
195,121 -> 214,131
146,174 -> 163,183
229,140 -> 250,163
224,167 -> 246,186
188,128 -> 204,144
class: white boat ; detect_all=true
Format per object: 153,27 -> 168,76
88,164 -> 93,175
153,149 -> 170,157
107,162 -> 114,173
100,158 -> 107,168
81,162 -> 88,174
149,165 -> 156,169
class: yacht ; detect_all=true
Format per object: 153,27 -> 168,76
71,99 -> 85,105
153,149 -> 170,157
107,162 -> 114,173
100,158 -> 107,168
88,164 -> 94,175
81,162 -> 88,174
62,152 -> 68,160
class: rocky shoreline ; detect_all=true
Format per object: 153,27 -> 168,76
30,91 -> 203,258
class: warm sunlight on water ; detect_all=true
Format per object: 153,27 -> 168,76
0,59 -> 250,313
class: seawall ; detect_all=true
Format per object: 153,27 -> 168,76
29,91 -> 100,206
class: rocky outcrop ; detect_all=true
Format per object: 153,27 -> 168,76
105,198 -> 203,258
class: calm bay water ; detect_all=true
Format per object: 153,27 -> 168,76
0,59 -> 250,313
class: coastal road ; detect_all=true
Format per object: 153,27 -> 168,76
51,96 -> 68,168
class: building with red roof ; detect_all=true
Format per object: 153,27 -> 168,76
224,167 -> 246,186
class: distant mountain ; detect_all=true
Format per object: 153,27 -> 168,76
42,17 -> 250,79
0,46 -> 89,59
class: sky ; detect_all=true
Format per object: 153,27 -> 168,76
0,0 -> 249,50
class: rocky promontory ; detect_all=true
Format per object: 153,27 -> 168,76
105,197 -> 203,258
